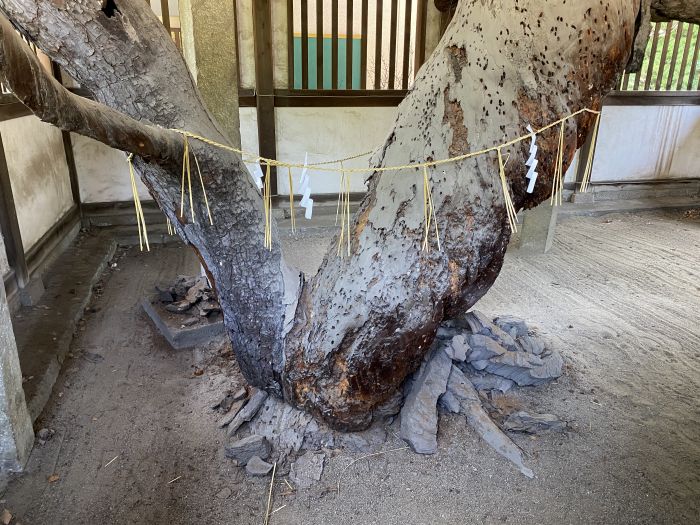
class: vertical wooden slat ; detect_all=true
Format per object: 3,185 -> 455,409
665,22 -> 684,90
360,0 -> 368,89
160,0 -> 171,34
0,133 -> 28,288
401,0 -> 413,89
621,72 -> 631,91
301,0 -> 309,89
316,0 -> 324,89
643,23 -> 662,90
414,0 -> 428,78
374,0 -> 383,89
654,22 -> 673,90
332,0 -> 339,89
252,0 -> 278,193
676,23 -> 694,90
287,0 -> 294,89
687,27 -> 700,90
346,0 -> 354,89
388,0 -> 398,89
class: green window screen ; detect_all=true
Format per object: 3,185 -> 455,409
293,35 -> 362,90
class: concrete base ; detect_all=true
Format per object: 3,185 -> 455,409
0,244 -> 34,491
513,205 -> 558,255
141,296 -> 224,350
18,276 -> 45,306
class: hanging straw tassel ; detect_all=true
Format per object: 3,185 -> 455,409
263,162 -> 273,250
127,154 -> 150,251
550,122 -> 565,207
336,165 -> 351,257
497,147 -> 518,233
166,217 -> 173,236
421,166 -> 441,252
287,167 -> 296,234
580,111 -> 601,193
336,162 -> 352,257
180,135 -> 196,222
191,149 -> 214,225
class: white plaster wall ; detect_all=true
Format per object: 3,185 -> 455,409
0,116 -> 73,252
240,106 -> 398,195
591,106 -> 700,182
71,135 -> 151,204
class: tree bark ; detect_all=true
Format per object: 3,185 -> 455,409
1,0 -> 643,430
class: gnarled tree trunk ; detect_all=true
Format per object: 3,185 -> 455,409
1,0 -> 675,430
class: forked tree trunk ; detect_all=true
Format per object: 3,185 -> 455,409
0,0 -> 646,430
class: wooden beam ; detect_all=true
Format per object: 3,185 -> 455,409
374,0 -> 383,89
414,0 -> 428,77
272,88 -> 408,107
401,0 -> 413,89
360,0 -> 368,89
160,0 -> 171,34
346,0 -> 354,89
0,132 -> 28,287
332,0 -> 339,89
252,0 -> 278,193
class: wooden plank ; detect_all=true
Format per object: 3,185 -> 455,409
388,0 -> 398,89
287,0 -> 294,88
160,0 -> 171,34
374,0 -> 383,89
621,72 -> 631,91
687,27 -> 700,90
676,23 -> 694,90
604,91 -> 700,106
346,0 -> 354,89
654,22 -> 673,90
665,22 -> 684,90
643,23 -> 661,90
332,0 -> 339,89
0,132 -> 28,287
272,88 -> 408,107
252,0 -> 278,193
401,0 -> 413,89
414,0 -> 428,77
360,0 -> 368,89
301,0 -> 309,89
316,0 -> 324,89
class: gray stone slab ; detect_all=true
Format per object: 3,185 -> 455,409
226,389 -> 268,437
245,455 -> 273,476
224,435 -> 270,466
399,346 -> 452,454
290,451 -> 325,489
141,296 -> 224,350
503,411 -> 567,434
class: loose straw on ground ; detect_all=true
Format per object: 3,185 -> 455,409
336,446 -> 409,494
263,462 -> 277,525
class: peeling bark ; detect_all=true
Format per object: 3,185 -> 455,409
1,0 -> 645,430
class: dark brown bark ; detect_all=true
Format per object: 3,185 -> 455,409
0,0 -> 647,430
651,0 -> 700,24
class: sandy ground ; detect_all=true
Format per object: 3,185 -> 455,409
2,209 -> 699,524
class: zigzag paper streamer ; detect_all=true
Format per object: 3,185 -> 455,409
525,125 -> 538,194
250,161 -> 264,191
298,153 -> 313,219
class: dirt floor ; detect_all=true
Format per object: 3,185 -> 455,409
2,209 -> 699,524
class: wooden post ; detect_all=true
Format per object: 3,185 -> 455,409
0,133 -> 28,288
252,0 -> 278,193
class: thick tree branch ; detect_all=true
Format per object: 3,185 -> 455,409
0,15 -> 181,163
651,0 -> 700,24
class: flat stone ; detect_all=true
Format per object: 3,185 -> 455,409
246,455 -> 274,476
444,334 -> 469,362
217,397 -> 248,428
184,278 -> 208,304
164,300 -> 192,313
517,335 -> 546,355
399,346 -> 453,454
226,389 -> 268,437
466,373 -> 515,393
494,315 -> 529,339
290,451 -> 325,489
503,411 -> 567,434
481,350 -> 563,386
462,311 -> 518,351
156,289 -> 174,303
182,316 -> 198,327
224,435 -> 270,466
466,334 -> 507,361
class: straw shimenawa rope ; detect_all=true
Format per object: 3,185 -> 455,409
122,107 -> 601,254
